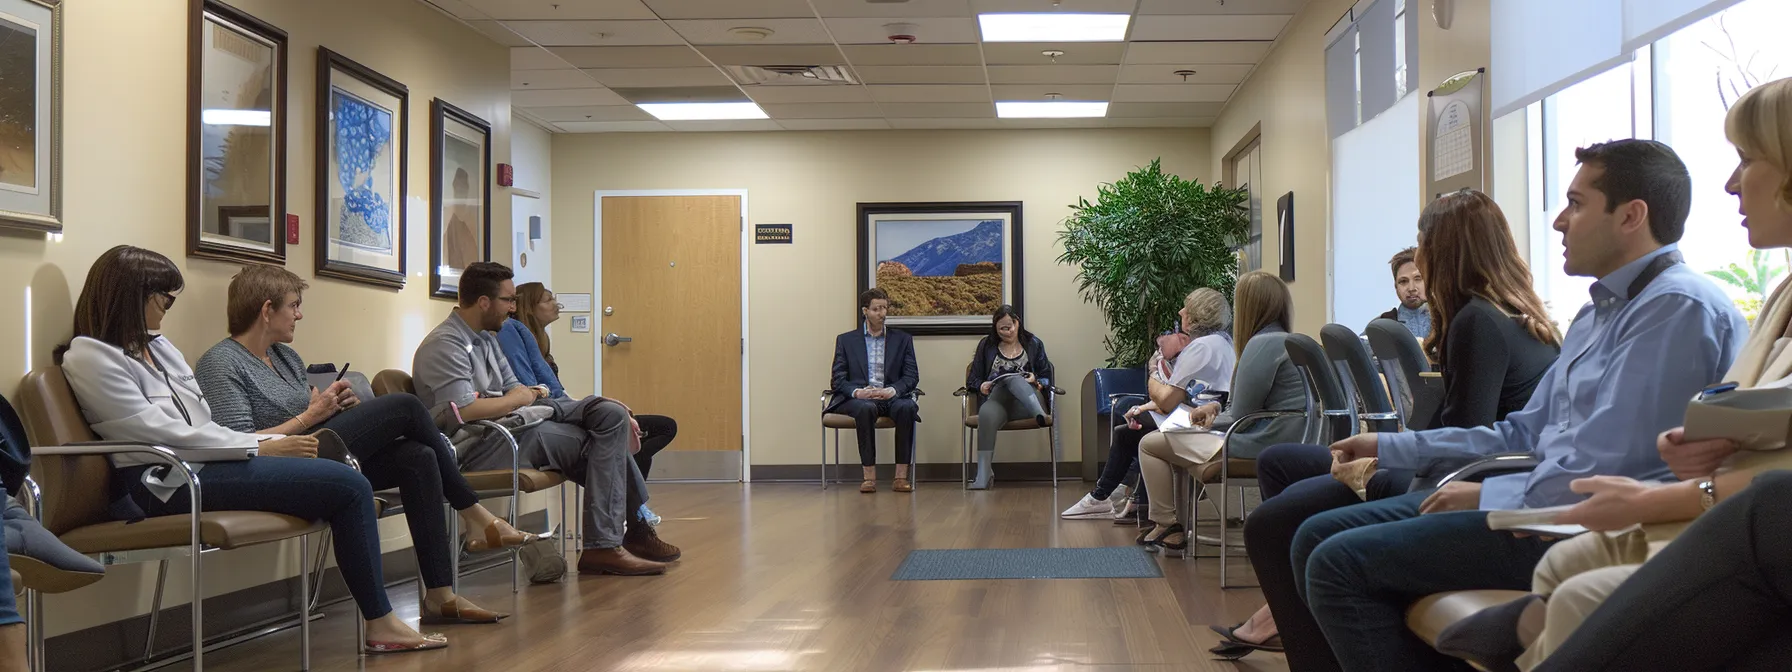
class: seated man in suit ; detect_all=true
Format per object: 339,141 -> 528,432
827,288 -> 921,493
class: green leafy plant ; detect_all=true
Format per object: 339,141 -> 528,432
1058,158 -> 1250,368
1707,248 -> 1787,301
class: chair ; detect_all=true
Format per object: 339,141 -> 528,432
1320,324 -> 1402,433
16,366 -> 325,671
1404,455 -> 1542,666
1080,368 -> 1149,482
1284,333 -> 1358,444
953,367 -> 1067,488
1365,319 -> 1433,430
818,389 -> 925,487
370,370 -> 567,592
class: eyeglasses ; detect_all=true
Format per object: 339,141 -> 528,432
495,295 -> 518,305
156,292 -> 177,309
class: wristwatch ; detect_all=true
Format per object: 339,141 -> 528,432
1697,479 -> 1717,511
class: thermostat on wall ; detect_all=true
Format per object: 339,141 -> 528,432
570,315 -> 591,333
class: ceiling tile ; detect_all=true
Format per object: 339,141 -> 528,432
698,45 -> 849,66
982,42 -> 1127,65
1107,101 -> 1225,117
777,118 -> 894,130
640,0 -> 816,19
581,67 -> 735,88
995,117 -> 1128,129
513,47 -> 568,69
1118,63 -> 1254,84
1129,15 -> 1292,41
501,20 -> 685,46
1111,83 -> 1236,103
852,65 -> 987,85
663,119 -> 785,132
742,85 -> 874,104
971,0 -> 1137,12
822,17 -> 980,45
420,0 -> 483,19
512,68 -> 605,89
867,84 -> 991,103
880,102 -> 995,117
985,64 -> 1118,84
809,0 -> 973,18
555,120 -> 672,132
521,105 -> 653,122
840,44 -> 983,66
465,21 -> 533,47
1105,117 -> 1215,127
888,117 -> 1005,129
463,0 -> 657,20
1124,41 -> 1273,65
611,85 -> 752,103
761,103 -> 885,119
666,19 -> 833,45
1138,0 -> 1310,15
513,88 -> 634,106
989,83 -> 1112,101
545,46 -> 711,68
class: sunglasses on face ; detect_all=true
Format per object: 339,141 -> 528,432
156,292 -> 177,309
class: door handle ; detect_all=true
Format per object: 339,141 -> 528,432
604,333 -> 633,347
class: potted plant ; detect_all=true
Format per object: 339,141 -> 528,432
1058,158 -> 1251,368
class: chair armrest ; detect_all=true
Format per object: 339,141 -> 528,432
953,387 -> 971,397
32,443 -> 202,487
1433,453 -> 1539,487
1220,409 -> 1306,443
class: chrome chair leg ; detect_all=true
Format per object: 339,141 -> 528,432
299,534 -> 311,671
143,559 -> 168,661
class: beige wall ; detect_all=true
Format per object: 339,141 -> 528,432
27,0 -> 511,636
550,129 -> 1212,468
1210,0 -> 1355,333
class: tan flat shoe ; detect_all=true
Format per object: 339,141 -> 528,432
860,479 -> 877,493
364,632 -> 448,655
893,478 -> 913,493
466,519 -> 538,552
420,597 -> 509,625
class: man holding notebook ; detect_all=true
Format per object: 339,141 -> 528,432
1266,141 -> 1748,671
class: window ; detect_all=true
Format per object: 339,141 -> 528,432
1353,31 -> 1363,125
1393,0 -> 1407,98
1231,138 -> 1265,272
1526,0 -> 1792,326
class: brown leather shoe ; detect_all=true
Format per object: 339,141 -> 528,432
577,548 -> 667,576
893,478 -> 913,493
859,479 -> 877,493
624,523 -> 682,562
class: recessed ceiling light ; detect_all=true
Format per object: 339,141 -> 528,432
636,102 -> 769,121
978,13 -> 1130,42
202,109 -> 271,126
996,101 -> 1109,118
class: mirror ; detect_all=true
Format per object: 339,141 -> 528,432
187,0 -> 286,264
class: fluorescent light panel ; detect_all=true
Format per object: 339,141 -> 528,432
977,13 -> 1130,42
996,101 -> 1109,118
202,109 -> 271,126
636,102 -> 768,121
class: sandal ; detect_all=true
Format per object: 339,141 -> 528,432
364,632 -> 448,655
420,597 -> 509,625
1133,522 -> 1159,545
466,519 -> 538,552
1144,523 -> 1187,555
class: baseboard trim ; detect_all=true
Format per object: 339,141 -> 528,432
45,510 -> 547,672
749,461 -> 1080,483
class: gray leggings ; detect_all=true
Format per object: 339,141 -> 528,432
976,375 -> 1047,454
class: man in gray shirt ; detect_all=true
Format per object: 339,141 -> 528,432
413,262 -> 680,576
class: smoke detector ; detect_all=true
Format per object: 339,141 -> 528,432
883,22 -> 919,44
728,26 -> 775,41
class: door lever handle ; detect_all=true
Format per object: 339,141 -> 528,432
604,333 -> 633,347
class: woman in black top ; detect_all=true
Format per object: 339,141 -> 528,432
1419,188 -> 1562,427
964,305 -> 1055,489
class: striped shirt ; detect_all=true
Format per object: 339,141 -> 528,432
865,323 -> 886,388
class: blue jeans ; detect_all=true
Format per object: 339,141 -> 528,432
1297,491 -> 1559,671
0,524 -> 15,626
125,457 -> 390,620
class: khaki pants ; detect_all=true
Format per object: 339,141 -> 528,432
1516,530 -> 1648,670
1139,430 -> 1225,525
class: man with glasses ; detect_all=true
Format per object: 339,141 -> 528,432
414,262 -> 682,577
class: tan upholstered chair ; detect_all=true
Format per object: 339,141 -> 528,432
818,388 -> 924,487
952,365 -> 1066,488
1407,589 -> 1533,670
17,366 -> 325,671
371,369 -> 568,590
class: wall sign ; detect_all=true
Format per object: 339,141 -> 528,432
754,223 -> 792,244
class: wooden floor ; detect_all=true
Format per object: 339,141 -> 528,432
201,482 -> 1288,672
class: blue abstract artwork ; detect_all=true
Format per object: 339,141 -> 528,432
330,89 -> 393,253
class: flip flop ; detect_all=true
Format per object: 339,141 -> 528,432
1209,641 -> 1256,661
364,633 -> 448,655
1208,623 -> 1284,652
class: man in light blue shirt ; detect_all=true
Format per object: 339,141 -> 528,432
1271,140 -> 1747,671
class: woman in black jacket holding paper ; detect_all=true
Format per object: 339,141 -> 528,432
964,305 -> 1055,489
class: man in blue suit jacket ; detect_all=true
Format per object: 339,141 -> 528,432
828,288 -> 920,493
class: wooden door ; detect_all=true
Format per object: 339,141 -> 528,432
600,195 -> 742,475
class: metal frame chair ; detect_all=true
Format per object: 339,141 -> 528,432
818,389 -> 924,487
1170,405 -> 1321,588
1365,318 -> 1432,429
1320,324 -> 1403,433
953,366 -> 1067,488
1284,333 -> 1360,444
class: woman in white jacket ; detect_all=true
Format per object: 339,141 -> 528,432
54,246 -> 447,655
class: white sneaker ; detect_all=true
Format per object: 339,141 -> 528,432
1110,485 -> 1132,519
1060,493 -> 1115,519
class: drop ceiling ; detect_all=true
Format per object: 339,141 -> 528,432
419,0 -> 1312,132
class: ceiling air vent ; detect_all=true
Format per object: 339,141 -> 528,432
725,65 -> 858,86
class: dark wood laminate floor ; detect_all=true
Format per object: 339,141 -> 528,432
200,482 -> 1288,672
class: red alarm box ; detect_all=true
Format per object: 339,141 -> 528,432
496,163 -> 513,187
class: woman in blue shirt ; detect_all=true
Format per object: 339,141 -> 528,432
500,283 -> 678,524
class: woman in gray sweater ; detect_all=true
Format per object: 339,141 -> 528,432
1136,271 -> 1307,554
195,265 -> 537,627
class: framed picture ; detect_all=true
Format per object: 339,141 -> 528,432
187,0 -> 285,263
429,99 -> 491,300
0,0 -> 60,233
314,47 -> 407,288
856,201 -> 1023,336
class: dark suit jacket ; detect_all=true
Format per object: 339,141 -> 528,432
827,327 -> 919,413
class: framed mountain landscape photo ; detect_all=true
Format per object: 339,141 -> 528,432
856,201 -> 1023,336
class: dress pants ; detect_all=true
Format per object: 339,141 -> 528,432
833,397 -> 919,467
459,396 -> 646,550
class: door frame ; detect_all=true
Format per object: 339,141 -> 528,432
592,189 -> 752,482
